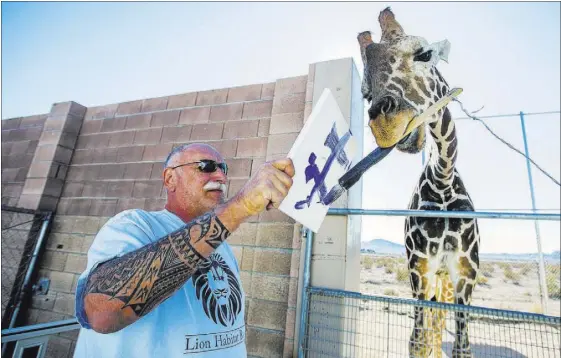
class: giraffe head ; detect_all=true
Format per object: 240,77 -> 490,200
358,7 -> 452,153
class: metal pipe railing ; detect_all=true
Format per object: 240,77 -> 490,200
327,208 -> 560,221
1,318 -> 80,343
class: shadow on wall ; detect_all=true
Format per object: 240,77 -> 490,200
441,342 -> 527,358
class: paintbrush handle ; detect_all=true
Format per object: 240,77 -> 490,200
338,145 -> 394,189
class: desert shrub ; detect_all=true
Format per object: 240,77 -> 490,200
497,262 -> 510,270
376,257 -> 394,268
383,288 -> 398,297
396,267 -> 409,282
519,265 -> 533,276
503,265 -> 521,285
362,256 -> 374,269
480,263 -> 495,278
385,263 -> 396,274
547,273 -> 561,299
548,264 -> 560,278
476,275 -> 489,286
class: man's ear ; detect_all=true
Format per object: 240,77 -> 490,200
163,167 -> 176,192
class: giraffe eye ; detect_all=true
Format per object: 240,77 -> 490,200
414,50 -> 432,62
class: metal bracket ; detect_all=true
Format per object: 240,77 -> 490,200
32,278 -> 50,296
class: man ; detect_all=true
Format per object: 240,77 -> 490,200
73,143 -> 295,357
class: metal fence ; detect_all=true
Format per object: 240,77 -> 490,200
303,287 -> 561,358
299,209 -> 561,357
1,206 -> 52,330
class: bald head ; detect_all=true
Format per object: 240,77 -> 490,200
164,143 -> 222,168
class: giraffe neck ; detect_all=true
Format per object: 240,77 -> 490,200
427,107 -> 458,190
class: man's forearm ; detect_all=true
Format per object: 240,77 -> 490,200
84,201 -> 246,333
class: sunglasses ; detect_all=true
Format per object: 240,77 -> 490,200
170,159 -> 228,175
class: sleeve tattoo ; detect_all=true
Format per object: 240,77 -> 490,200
85,211 -> 230,317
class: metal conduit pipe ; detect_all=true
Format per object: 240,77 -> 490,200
2,212 -> 52,355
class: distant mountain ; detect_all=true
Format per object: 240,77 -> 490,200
361,239 -> 560,262
361,239 -> 405,255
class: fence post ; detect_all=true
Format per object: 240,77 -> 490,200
519,111 -> 549,314
298,229 -> 313,358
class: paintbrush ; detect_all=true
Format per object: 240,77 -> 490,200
321,88 -> 463,205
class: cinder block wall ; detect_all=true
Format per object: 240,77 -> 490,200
1,114 -> 48,206
1,70 -> 316,357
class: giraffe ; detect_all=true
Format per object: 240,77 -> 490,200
357,8 -> 480,358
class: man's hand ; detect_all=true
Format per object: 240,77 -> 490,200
233,158 -> 295,217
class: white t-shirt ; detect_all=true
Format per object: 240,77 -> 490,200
73,209 -> 246,358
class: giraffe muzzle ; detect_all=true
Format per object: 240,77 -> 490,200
368,95 -> 417,149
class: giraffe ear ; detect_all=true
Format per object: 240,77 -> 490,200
430,39 -> 451,63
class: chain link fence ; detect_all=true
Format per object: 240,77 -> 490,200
1,205 -> 50,329
303,287 -> 561,358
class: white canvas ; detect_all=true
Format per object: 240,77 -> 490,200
279,88 -> 357,232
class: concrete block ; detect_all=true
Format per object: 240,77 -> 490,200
98,164 -> 125,180
61,182 -> 83,197
150,163 -> 164,179
19,114 -> 47,128
226,178 -> 245,199
269,112 -> 304,134
209,103 -> 243,122
133,128 -> 162,145
222,120 -> 258,139
258,209 -> 295,224
73,217 -> 101,234
116,100 -> 143,116
227,158 -> 252,178
79,120 -> 102,134
272,93 -> 306,115
242,100 -> 273,119
81,181 -> 107,197
40,250 -> 68,271
142,143 -> 173,162
275,75 -> 307,97
195,88 -> 228,106
226,84 -> 262,103
132,181 -> 162,198
116,146 -> 144,163
248,299 -> 288,332
53,292 -> 76,316
141,96 -> 168,112
236,137 -> 267,158
42,270 -> 75,292
246,326 -> 284,358
167,92 -> 197,109
284,307 -> 296,340
125,113 -> 152,129
241,247 -> 254,271
211,140 -> 238,158
257,118 -> 270,137
64,253 -> 87,273
116,198 -> 146,213
144,198 -> 166,212
266,133 -> 298,158
161,125 -> 192,143
108,131 -> 135,147
251,157 -> 265,176
227,222 -> 257,246
190,123 -> 224,141
261,82 -> 276,99
106,181 -> 135,198
89,199 -> 117,217
256,223 -> 294,249
123,163 -> 153,179
250,274 -> 290,303
150,110 -> 180,127
100,117 -> 127,132
179,107 -> 210,125
1,117 -> 21,130
252,249 -> 292,276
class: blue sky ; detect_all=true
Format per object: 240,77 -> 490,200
2,2 -> 560,253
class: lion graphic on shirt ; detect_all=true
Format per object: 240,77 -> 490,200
193,253 -> 243,327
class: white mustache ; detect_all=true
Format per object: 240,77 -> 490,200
203,181 -> 227,192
